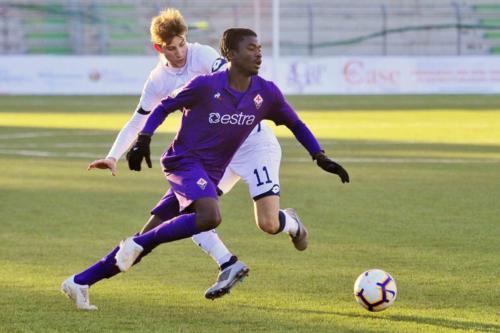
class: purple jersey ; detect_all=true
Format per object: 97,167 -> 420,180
142,70 -> 306,182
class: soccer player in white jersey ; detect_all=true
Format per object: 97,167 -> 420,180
62,9 -> 311,310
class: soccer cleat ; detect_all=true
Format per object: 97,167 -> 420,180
61,275 -> 98,311
114,237 -> 144,272
285,208 -> 309,251
204,261 -> 250,300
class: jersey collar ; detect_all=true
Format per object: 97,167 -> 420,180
222,69 -> 261,96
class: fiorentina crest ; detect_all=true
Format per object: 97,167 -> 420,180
253,94 -> 263,109
197,178 -> 208,190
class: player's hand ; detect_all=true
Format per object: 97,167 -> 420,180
314,151 -> 350,183
126,134 -> 152,171
87,157 -> 117,176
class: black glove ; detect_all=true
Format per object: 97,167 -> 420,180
126,133 -> 152,171
314,151 -> 350,183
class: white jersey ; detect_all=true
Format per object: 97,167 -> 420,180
107,42 -> 223,160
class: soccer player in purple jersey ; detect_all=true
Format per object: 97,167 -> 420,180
124,27 -> 348,278
64,27 -> 349,310
63,9 -> 249,310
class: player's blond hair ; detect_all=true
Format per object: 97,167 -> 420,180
150,8 -> 188,46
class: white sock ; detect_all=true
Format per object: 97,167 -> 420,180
279,209 -> 299,237
192,230 -> 232,266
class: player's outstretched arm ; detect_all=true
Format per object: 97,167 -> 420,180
87,157 -> 117,176
313,151 -> 350,183
267,82 -> 350,184
87,106 -> 152,176
289,121 -> 350,184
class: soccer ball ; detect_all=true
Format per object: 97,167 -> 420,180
353,269 -> 397,312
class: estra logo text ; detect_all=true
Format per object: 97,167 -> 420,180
208,112 -> 256,126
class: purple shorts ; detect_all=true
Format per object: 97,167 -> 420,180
150,188 -> 180,222
152,162 -> 219,214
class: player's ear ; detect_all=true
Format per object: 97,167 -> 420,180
153,44 -> 163,53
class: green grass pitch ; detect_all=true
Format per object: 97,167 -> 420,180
0,95 -> 499,333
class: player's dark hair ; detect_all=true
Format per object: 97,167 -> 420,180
220,28 -> 257,60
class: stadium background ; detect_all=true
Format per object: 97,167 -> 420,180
2,0 -> 500,94
0,1 -> 499,333
2,0 -> 500,56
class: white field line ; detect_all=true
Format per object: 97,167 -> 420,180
0,142 -> 168,149
0,130 -> 105,140
1,130 -> 498,164
284,157 -> 500,164
0,148 -> 498,164
0,149 -> 99,158
1,140 -> 499,150
2,130 -> 499,147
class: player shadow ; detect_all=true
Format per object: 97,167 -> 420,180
286,94 -> 500,111
382,314 -> 500,332
298,138 -> 500,157
238,304 -> 500,332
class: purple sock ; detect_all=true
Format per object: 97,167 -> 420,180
134,213 -> 199,251
73,196 -> 183,287
74,241 -> 156,286
74,245 -> 121,286
74,232 -> 149,286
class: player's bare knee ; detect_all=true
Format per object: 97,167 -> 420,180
207,212 -> 222,229
193,198 -> 222,231
254,195 -> 281,234
257,216 -> 279,234
196,212 -> 222,231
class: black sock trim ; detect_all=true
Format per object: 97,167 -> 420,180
220,255 -> 238,271
274,210 -> 286,234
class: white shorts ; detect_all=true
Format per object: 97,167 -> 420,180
218,122 -> 282,200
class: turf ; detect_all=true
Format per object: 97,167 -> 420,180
0,95 -> 499,333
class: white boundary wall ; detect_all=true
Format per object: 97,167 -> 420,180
1,55 -> 499,95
